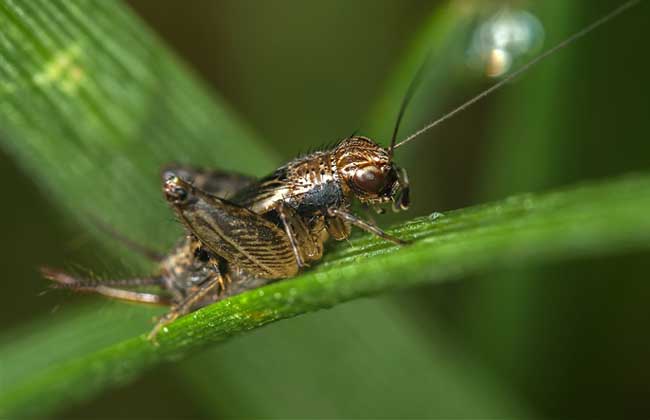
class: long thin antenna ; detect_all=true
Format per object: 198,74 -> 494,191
394,0 -> 639,150
388,52 -> 431,158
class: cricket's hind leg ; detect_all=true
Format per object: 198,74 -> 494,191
41,267 -> 171,305
147,271 -> 228,342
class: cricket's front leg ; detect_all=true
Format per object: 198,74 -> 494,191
327,208 -> 409,245
162,174 -> 299,279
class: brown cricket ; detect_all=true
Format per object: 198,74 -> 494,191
45,135 -> 411,340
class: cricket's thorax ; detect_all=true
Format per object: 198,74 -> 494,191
233,150 -> 346,215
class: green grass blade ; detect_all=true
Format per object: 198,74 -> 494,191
467,1 -> 578,382
466,2 -> 581,382
180,299 -> 529,418
465,1 -> 650,412
2,173 -> 650,417
0,0 -> 276,258
0,0 -> 275,413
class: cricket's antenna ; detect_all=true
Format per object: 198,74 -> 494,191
394,0 -> 639,150
388,52 -> 431,159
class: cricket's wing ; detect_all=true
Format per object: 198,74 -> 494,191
177,186 -> 299,279
230,166 -> 290,214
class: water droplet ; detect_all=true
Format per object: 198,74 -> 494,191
467,7 -> 545,78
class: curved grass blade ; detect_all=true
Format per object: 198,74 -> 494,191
2,173 -> 650,417
0,0 -> 277,260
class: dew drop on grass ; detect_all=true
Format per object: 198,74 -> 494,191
466,7 -> 544,77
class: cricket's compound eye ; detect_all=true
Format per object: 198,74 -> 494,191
352,166 -> 387,194
163,175 -> 188,203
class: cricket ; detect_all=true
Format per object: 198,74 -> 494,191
42,1 -> 639,341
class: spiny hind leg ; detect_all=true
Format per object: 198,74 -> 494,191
327,208 -> 409,245
148,271 -> 228,342
41,267 -> 170,305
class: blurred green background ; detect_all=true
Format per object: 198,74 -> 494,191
1,0 -> 649,417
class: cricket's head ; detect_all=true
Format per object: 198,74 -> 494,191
334,136 -> 409,211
